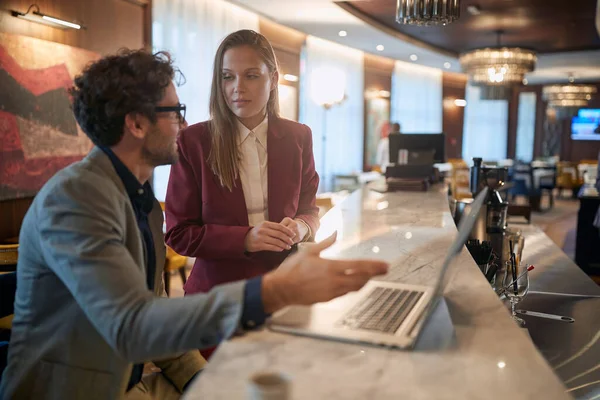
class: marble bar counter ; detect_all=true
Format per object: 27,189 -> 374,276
184,185 -> 572,400
516,224 -> 600,399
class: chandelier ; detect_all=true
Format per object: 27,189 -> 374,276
542,83 -> 597,119
542,84 -> 597,108
459,47 -> 537,87
396,0 -> 460,26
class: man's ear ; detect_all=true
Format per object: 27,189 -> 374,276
124,113 -> 150,140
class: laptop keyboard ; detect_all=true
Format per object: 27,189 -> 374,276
339,287 -> 424,334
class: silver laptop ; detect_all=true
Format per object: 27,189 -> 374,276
268,187 -> 488,349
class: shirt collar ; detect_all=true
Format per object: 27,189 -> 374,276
236,114 -> 269,149
100,146 -> 155,213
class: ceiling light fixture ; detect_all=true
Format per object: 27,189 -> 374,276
410,54 -> 418,61
444,62 -> 451,69
338,30 -> 347,37
11,4 -> 84,30
542,76 -> 597,118
396,0 -> 460,26
454,99 -> 467,107
376,44 -> 385,51
459,31 -> 536,100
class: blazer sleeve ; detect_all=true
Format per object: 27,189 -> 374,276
36,174 -> 247,363
294,124 -> 320,240
165,133 -> 252,260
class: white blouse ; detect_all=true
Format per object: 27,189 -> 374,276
236,115 -> 269,227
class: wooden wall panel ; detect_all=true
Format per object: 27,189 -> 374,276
442,72 -> 467,160
259,18 -> 305,122
0,0 -> 147,54
0,198 -> 33,243
259,18 -> 305,55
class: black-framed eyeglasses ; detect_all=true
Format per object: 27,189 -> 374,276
155,103 -> 186,124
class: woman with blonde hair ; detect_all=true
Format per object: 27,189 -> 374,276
165,30 -> 319,356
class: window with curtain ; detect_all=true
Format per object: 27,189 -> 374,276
299,36 -> 364,193
462,84 -> 509,164
515,92 -> 537,163
151,0 -> 259,201
390,61 -> 442,134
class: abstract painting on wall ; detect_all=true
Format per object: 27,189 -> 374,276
365,97 -> 390,169
0,32 -> 99,201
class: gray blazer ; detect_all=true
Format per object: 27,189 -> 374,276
1,148 -> 247,399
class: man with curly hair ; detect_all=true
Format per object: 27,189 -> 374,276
0,50 -> 387,399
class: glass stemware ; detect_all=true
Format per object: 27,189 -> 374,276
503,261 -> 530,327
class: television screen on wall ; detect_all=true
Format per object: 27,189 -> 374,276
571,109 -> 600,140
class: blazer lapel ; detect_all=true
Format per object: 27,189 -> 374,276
267,117 -> 286,224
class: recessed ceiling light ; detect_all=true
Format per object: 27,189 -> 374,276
454,99 -> 467,107
410,54 -> 418,61
522,78 -> 528,85
444,62 -> 451,69
338,30 -> 347,37
376,44 -> 384,51
283,74 -> 299,82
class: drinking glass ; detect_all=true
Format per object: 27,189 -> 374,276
503,261 -> 530,327
504,228 -> 524,267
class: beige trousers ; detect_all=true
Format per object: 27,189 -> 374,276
124,373 -> 182,400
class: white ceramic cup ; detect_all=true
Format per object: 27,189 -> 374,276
247,371 -> 291,400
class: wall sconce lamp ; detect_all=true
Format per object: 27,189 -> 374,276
443,97 -> 467,108
283,74 -> 299,83
365,89 -> 391,99
11,4 -> 85,30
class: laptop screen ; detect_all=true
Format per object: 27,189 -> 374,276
432,187 -> 488,296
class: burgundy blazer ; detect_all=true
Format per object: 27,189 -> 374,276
165,116 -> 320,294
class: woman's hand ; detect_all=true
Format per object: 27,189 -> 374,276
280,217 -> 309,244
244,221 -> 296,252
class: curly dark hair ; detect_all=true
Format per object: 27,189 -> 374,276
70,49 -> 176,147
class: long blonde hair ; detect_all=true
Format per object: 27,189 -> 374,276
209,29 -> 280,191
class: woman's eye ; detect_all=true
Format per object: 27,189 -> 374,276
222,75 -> 232,80
247,75 -> 259,79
